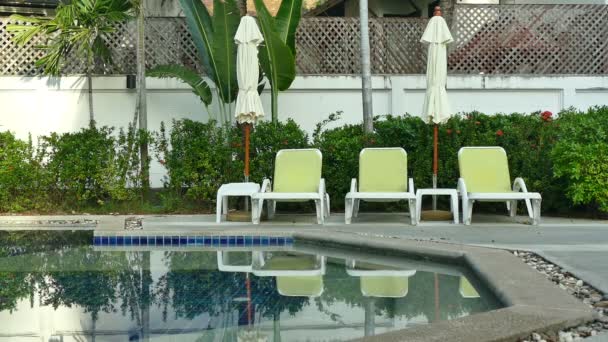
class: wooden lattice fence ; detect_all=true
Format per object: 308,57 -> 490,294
450,4 -> 608,74
1,4 -> 607,76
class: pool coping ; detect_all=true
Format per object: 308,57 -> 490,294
293,231 -> 594,342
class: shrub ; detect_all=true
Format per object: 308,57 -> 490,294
0,132 -> 48,212
154,119 -> 242,206
551,106 -> 608,213
42,125 -> 144,208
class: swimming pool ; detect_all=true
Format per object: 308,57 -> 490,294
0,231 -> 501,341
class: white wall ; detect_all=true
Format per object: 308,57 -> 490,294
1,74 -> 607,187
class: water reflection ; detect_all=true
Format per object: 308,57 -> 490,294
0,231 -> 501,341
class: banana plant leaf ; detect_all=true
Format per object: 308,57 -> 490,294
275,0 -> 303,54
148,64 -> 213,106
179,0 -> 239,104
255,0 -> 296,93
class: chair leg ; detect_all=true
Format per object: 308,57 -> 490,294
531,198 -> 541,225
325,194 -> 331,218
464,200 -> 474,225
353,199 -> 360,218
252,199 -> 262,224
451,194 -> 459,224
315,199 -> 324,224
416,194 -> 422,224
223,196 -> 229,215
345,198 -> 353,224
409,199 -> 417,225
509,200 -> 518,217
216,192 -> 223,223
268,200 -> 275,220
525,198 -> 533,219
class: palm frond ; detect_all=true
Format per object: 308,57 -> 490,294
148,65 -> 213,106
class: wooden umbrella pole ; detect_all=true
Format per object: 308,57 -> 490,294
433,123 -> 438,209
244,123 -> 251,181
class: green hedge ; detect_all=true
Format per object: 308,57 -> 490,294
1,107 -> 608,216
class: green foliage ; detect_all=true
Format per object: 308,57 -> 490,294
175,0 -> 239,105
154,120 -> 242,206
8,0 -> 135,75
254,0 -> 300,121
551,107 -> 608,212
147,65 -> 212,106
0,132 -> 49,212
41,125 -> 146,208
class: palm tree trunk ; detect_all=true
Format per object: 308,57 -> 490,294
359,0 -> 374,133
237,0 -> 247,16
87,70 -> 95,127
137,0 -> 150,192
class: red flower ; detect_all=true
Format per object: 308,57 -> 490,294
541,111 -> 553,122
496,129 -> 504,137
446,129 -> 453,135
475,121 -> 481,125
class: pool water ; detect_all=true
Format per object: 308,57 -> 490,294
0,231 -> 501,341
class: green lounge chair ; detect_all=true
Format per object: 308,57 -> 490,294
457,147 -> 541,225
459,276 -> 480,298
344,148 -> 416,224
217,251 -> 252,273
251,149 -> 329,224
345,260 -> 416,298
252,252 -> 325,297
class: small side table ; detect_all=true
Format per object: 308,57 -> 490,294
216,183 -> 260,223
416,188 -> 459,224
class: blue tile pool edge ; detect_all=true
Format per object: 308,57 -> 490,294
93,234 -> 293,247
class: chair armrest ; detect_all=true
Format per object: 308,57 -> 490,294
261,178 -> 272,193
457,178 -> 468,200
350,178 -> 357,193
513,177 -> 529,193
408,178 -> 415,195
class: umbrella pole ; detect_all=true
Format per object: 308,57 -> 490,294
433,124 -> 438,210
244,123 -> 251,211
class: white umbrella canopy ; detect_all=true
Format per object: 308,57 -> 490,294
421,14 -> 453,124
234,16 -> 265,124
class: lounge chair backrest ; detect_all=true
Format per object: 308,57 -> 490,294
458,147 -> 511,193
359,148 -> 408,192
277,276 -> 324,297
274,149 -> 322,193
360,276 -> 409,298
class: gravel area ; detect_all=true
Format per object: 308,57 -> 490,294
515,251 -> 608,342
124,216 -> 143,230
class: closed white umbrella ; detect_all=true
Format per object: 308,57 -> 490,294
234,16 -> 264,181
421,6 -> 453,211
421,9 -> 453,125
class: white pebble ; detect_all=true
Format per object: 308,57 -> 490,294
576,280 -> 583,287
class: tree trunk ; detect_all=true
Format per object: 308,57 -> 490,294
359,0 -> 374,133
87,70 -> 95,127
137,0 -> 150,192
271,88 -> 278,122
237,0 -> 247,16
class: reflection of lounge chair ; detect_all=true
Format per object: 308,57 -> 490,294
457,147 -> 542,225
346,260 -> 416,298
252,252 -> 325,297
459,276 -> 480,298
345,148 -> 417,225
217,251 -> 253,273
251,149 -> 329,224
